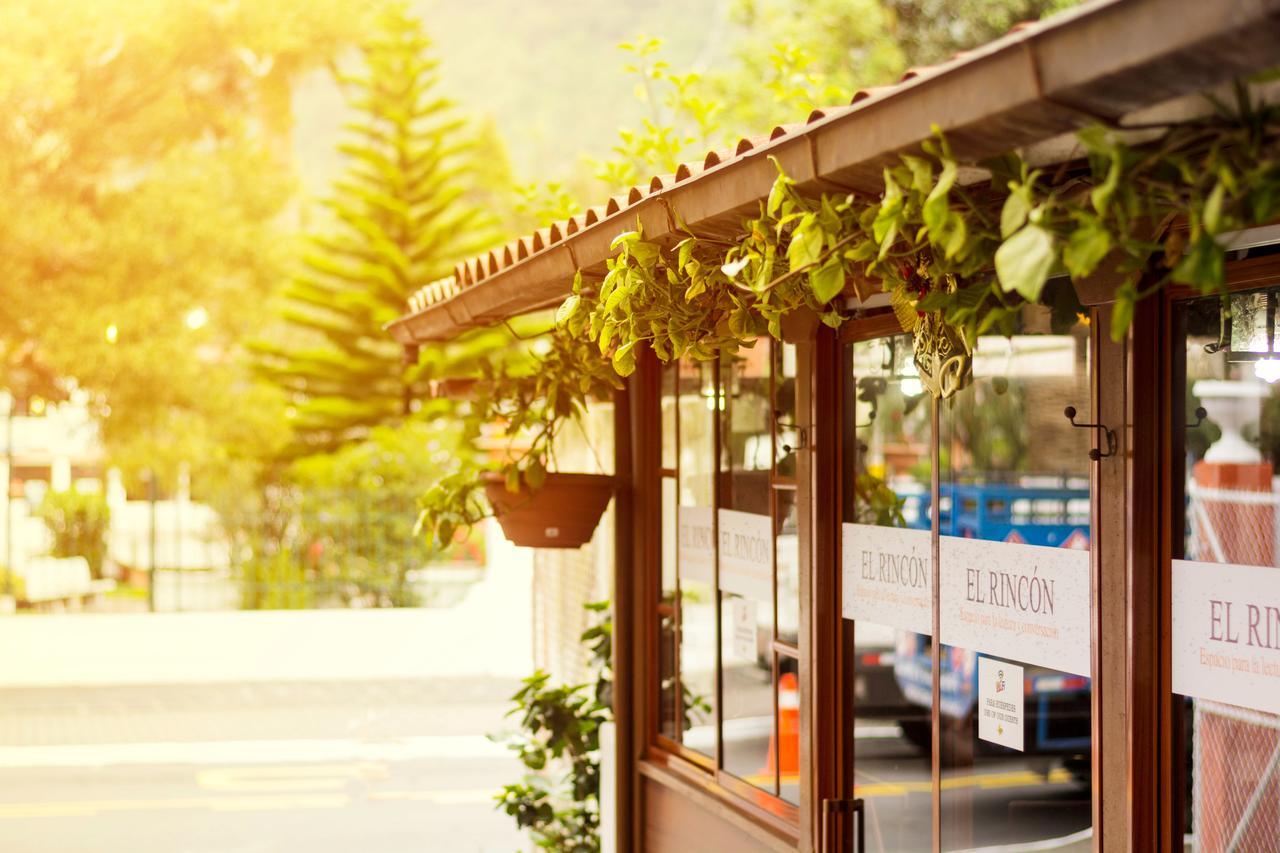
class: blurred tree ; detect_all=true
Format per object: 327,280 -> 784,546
0,0 -> 382,497
588,0 -> 1082,193
253,3 -> 502,456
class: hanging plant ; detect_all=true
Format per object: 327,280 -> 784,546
416,84 -> 1280,545
414,325 -> 622,550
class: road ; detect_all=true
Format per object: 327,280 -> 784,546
0,679 -> 529,853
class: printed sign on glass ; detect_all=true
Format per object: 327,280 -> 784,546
677,505 -> 714,586
731,598 -> 758,660
717,509 -> 773,601
1172,558 -> 1280,715
840,523 -> 933,636
940,536 -> 1091,677
978,656 -> 1025,751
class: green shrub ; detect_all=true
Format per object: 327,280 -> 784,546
36,489 -> 110,578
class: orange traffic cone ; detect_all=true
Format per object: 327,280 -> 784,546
760,672 -> 800,778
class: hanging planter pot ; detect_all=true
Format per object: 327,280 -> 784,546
483,472 -> 616,549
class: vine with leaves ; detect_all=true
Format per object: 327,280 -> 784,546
416,84 -> 1280,546
413,327 -> 622,548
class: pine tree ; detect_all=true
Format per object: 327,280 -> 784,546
256,3 -> 499,456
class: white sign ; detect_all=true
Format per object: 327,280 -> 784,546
978,656 -> 1024,751
841,523 -> 933,635
717,509 -> 774,601
940,536 -> 1091,677
1173,558 -> 1280,715
731,598 -> 758,660
677,505 -> 715,587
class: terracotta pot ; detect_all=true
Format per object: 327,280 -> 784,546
483,472 -> 615,549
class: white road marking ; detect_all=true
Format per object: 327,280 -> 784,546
0,735 -> 509,769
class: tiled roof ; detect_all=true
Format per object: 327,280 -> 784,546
392,0 -> 1280,343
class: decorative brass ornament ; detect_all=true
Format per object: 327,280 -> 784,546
909,271 -> 972,400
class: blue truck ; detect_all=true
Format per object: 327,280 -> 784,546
858,481 -> 1092,773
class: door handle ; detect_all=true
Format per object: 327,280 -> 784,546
820,798 -> 865,853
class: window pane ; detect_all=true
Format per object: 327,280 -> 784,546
677,359 -> 717,756
775,341 -> 799,480
776,486 -> 800,647
842,333 -> 934,849
938,291 -> 1093,850
660,476 -> 678,740
719,341 -> 777,793
661,362 -> 677,471
775,341 -> 801,651
1173,289 -> 1280,852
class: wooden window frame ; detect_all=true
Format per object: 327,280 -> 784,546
641,339 -> 808,844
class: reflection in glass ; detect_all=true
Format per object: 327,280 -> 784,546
719,340 -> 777,793
677,359 -> 717,756
776,487 -> 800,647
939,294 -> 1094,851
660,475 -> 678,740
844,334 -> 934,851
1175,291 -> 1280,852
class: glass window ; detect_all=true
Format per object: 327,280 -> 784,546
842,333 -> 934,850
720,341 -> 778,794
938,288 -> 1093,850
660,364 -> 678,741
1172,287 -> 1280,853
656,341 -> 803,811
677,358 -> 717,758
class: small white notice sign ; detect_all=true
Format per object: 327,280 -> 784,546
1173,558 -> 1280,715
731,598 -> 758,660
841,523 -> 933,635
718,509 -> 774,601
678,505 -> 715,586
978,656 -> 1024,751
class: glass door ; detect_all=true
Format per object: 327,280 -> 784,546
1169,287 -> 1280,852
840,333 -> 934,851
838,285 -> 1097,851
936,299 -> 1094,849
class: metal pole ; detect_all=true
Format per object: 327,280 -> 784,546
147,470 -> 156,613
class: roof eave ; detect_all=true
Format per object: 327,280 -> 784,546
391,0 -> 1280,344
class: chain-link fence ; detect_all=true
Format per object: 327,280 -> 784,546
1186,484 -> 1280,852
1193,700 -> 1280,852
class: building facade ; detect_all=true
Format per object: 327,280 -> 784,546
390,1 -> 1280,849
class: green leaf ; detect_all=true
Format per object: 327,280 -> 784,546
523,458 -> 547,491
555,294 -> 581,327
1110,283 -> 1136,342
902,155 -> 933,194
809,256 -> 845,304
766,173 -> 792,215
610,230 -> 639,251
1172,233 -> 1225,291
1062,220 -> 1113,279
873,170 -> 904,244
1202,182 -> 1226,234
995,225 -> 1055,303
677,238 -> 695,270
787,213 -> 823,269
1091,155 -> 1122,215
611,340 -> 637,376
1000,186 -> 1031,239
922,158 -> 957,235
